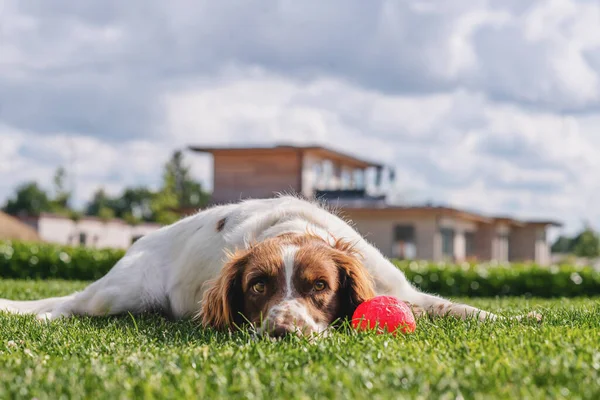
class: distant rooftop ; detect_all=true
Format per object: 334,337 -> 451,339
188,143 -> 385,170
334,202 -> 563,226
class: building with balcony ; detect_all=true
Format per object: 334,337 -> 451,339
189,144 -> 561,265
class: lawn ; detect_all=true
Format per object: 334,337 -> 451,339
1,279 -> 599,400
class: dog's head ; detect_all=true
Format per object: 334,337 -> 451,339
199,233 -> 375,337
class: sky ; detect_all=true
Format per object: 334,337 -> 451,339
1,0 -> 600,236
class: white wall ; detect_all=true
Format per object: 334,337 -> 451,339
492,223 -> 511,263
535,227 -> 551,266
438,217 -> 478,262
35,216 -> 160,249
343,213 -> 438,260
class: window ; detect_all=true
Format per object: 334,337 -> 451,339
322,160 -> 334,188
393,225 -> 416,259
312,163 -> 323,189
465,232 -> 476,257
340,169 -> 351,189
536,229 -> 546,242
352,169 -> 365,189
79,232 -> 87,246
440,228 -> 455,258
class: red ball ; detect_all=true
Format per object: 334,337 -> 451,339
351,296 -> 416,335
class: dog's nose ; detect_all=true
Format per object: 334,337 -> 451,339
270,326 -> 293,338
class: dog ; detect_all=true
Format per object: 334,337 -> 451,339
0,195 -> 539,337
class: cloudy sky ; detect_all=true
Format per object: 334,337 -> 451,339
2,0 -> 600,235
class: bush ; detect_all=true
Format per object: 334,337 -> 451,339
395,260 -> 600,298
0,240 -> 124,280
1,240 -> 599,298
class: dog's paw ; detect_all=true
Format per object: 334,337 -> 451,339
36,312 -> 54,322
527,311 -> 543,323
514,311 -> 543,323
36,311 -> 68,322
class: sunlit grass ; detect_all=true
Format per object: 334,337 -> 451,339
1,279 -> 599,399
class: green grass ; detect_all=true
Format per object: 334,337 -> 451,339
1,279 -> 599,400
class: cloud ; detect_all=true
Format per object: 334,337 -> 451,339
164,75 -> 600,231
1,0 -> 600,235
2,1 -> 599,138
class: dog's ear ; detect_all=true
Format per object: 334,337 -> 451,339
199,249 -> 249,330
331,239 -> 375,321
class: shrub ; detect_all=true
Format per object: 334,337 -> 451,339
395,260 -> 600,298
1,240 -> 599,298
0,240 -> 124,280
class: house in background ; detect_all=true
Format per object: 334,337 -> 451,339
0,211 -> 42,242
18,213 -> 161,249
190,144 -> 561,265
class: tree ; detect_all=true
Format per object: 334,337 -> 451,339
86,186 -> 155,224
51,166 -> 70,211
150,187 -> 179,225
149,150 -> 210,224
572,228 -> 600,258
551,236 -> 573,254
163,150 -> 210,209
2,182 -> 52,216
81,150 -> 210,226
120,187 -> 154,221
86,188 -> 118,217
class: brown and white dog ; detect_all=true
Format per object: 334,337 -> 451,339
0,196 -> 539,337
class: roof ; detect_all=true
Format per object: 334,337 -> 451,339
0,211 -> 42,241
188,144 -> 384,169
339,205 -> 563,227
19,212 -> 162,228
338,204 -> 494,224
492,215 -> 562,227
492,217 -> 526,227
522,219 -> 563,227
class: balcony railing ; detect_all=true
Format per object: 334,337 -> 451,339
315,189 -> 387,208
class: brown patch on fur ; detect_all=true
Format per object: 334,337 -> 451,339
216,217 -> 227,232
199,248 -> 249,329
293,243 -> 343,325
199,233 -> 375,334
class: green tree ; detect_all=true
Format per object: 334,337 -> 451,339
150,188 -> 179,225
551,236 -> 573,254
122,211 -> 141,226
149,150 -> 210,224
86,188 -> 115,217
98,206 -> 116,221
50,166 -> 71,212
83,150 -> 209,225
120,187 -> 154,221
2,182 -> 52,216
164,150 -> 210,209
572,228 -> 600,258
86,187 -> 155,223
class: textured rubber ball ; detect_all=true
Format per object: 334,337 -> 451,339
352,296 -> 416,335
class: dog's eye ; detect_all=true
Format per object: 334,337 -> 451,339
313,281 -> 326,292
252,281 -> 266,294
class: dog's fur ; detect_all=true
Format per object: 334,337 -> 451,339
0,196 -> 539,336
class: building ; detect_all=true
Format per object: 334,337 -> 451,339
190,144 -> 561,265
18,213 -> 161,249
0,211 -> 42,242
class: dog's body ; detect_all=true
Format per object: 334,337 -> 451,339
1,196 -> 532,336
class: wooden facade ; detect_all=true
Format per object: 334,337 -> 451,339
189,144 -> 561,265
211,149 -> 304,204
190,145 -> 383,204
